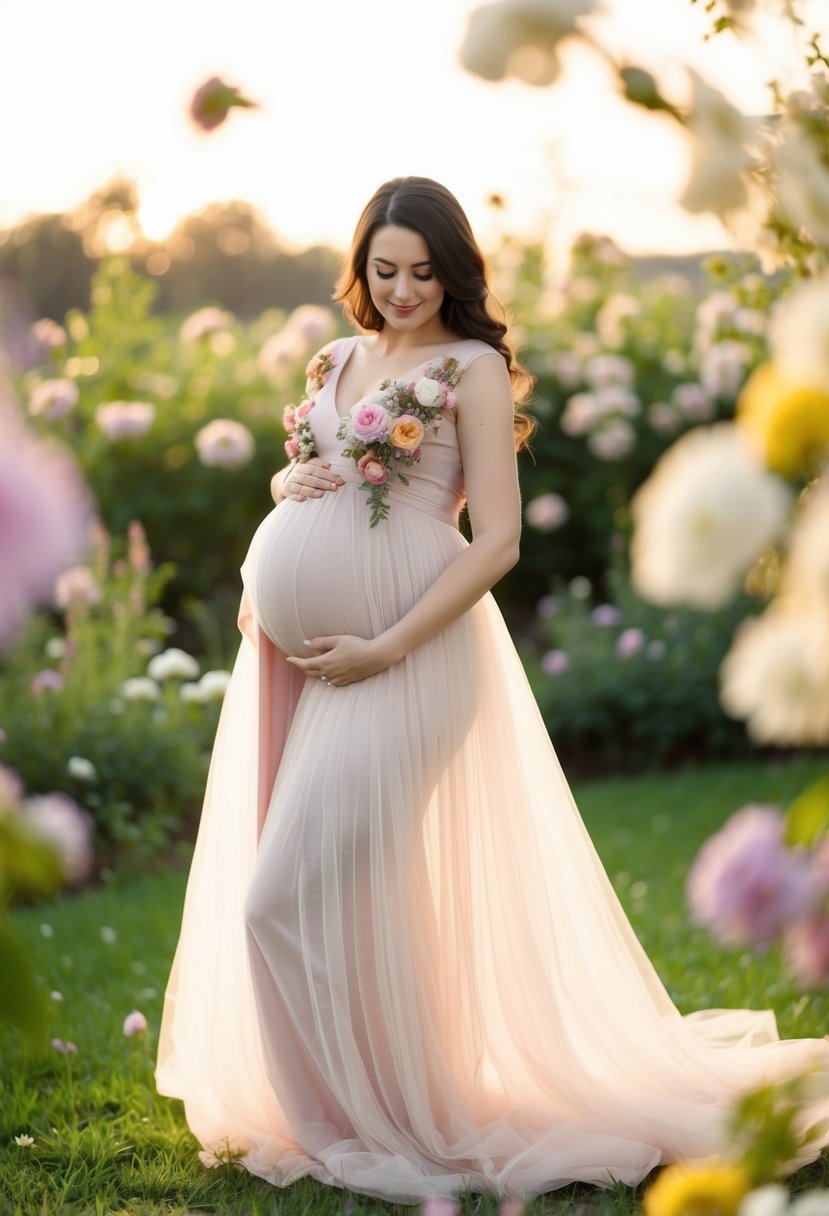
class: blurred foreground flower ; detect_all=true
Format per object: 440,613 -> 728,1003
26,378 -> 78,421
643,1161 -> 750,1216
630,424 -> 790,610
687,805 -> 821,949
680,71 -> 758,217
0,411 -> 93,647
195,419 -> 255,469
23,794 -> 94,885
738,363 -> 829,479
189,76 -> 258,131
459,0 -> 594,87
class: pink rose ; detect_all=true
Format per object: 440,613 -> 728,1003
282,406 -> 297,431
351,402 -> 390,443
296,398 -> 314,419
357,453 -> 389,485
442,388 -> 457,410
284,438 -> 299,459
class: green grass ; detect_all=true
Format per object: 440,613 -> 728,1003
1,757 -> 828,1215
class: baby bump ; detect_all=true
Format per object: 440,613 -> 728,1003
248,489 -> 458,658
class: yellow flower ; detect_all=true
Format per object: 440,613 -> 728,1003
389,414 -> 424,451
737,361 -> 829,478
643,1162 -> 750,1216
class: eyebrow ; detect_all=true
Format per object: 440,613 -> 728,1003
371,257 -> 431,268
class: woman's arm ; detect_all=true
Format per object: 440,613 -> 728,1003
287,353 -> 522,685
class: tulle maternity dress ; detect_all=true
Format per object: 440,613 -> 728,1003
157,335 -> 829,1203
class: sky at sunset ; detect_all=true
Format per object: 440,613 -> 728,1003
1,0 -> 826,258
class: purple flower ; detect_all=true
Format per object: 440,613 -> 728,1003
31,669 -> 65,696
784,914 -> 829,988
616,627 -> 645,658
591,603 -> 621,627
536,594 -> 560,619
541,649 -> 569,675
687,805 -> 820,949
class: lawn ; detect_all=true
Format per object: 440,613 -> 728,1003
1,757 -> 828,1215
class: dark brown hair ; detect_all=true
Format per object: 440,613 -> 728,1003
333,176 -> 535,451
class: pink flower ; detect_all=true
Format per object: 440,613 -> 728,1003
31,669 -> 64,696
357,453 -> 389,485
122,1010 -> 148,1037
442,388 -> 457,410
51,1038 -> 77,1054
284,438 -> 299,459
31,318 -> 67,351
286,305 -> 334,347
23,793 -> 94,884
592,603 -> 622,627
672,382 -> 713,421
54,565 -> 101,610
189,76 -> 257,132
179,307 -> 233,343
282,406 -> 297,431
499,1200 -> 526,1216
0,764 -> 23,806
525,492 -> 568,532
195,419 -> 255,469
784,914 -> 829,988
27,379 -> 79,421
420,1201 -> 460,1216
95,401 -> 156,442
296,399 -> 313,419
127,520 -> 151,574
616,627 -> 645,658
351,402 -> 391,443
541,649 -> 569,675
687,805 -> 819,949
0,413 -> 93,647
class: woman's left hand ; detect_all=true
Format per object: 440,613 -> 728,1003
285,634 -> 395,686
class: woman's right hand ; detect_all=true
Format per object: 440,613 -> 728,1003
273,457 -> 344,504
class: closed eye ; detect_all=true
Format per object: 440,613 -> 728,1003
376,271 -> 433,281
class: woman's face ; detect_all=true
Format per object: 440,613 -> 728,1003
365,225 -> 445,334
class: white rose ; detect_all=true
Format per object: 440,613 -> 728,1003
413,377 -> 445,408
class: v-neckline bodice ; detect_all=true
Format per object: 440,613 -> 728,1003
328,335 -> 467,421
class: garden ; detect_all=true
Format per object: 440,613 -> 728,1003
3,1 -> 829,1214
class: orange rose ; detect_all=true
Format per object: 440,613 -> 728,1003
390,414 -> 424,450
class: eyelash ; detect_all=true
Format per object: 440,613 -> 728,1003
376,270 -> 433,282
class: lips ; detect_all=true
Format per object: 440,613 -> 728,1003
391,303 -> 419,316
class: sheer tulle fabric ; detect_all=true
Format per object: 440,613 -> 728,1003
157,337 -> 829,1203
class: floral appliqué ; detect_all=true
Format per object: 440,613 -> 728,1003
282,347 -> 337,461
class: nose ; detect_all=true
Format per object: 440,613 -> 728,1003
391,272 -> 418,302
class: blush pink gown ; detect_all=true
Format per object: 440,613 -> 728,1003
156,335 -> 829,1203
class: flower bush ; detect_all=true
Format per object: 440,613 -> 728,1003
0,520 -> 227,861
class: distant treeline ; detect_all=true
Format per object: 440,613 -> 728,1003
0,175 -> 343,324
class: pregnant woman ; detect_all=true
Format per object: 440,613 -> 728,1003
156,176 -> 829,1205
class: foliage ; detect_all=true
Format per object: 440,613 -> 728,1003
521,564 -> 756,774
0,523 -> 222,862
1,759 -> 826,1215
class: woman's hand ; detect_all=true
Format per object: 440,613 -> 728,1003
285,634 -> 394,686
273,457 -> 344,504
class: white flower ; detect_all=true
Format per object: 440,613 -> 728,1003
67,756 -> 96,782
45,637 -> 66,659
32,318 -> 67,349
789,1191 -> 829,1216
459,0 -> 594,87
783,479 -> 829,606
595,294 -> 640,349
584,353 -> 634,389
680,71 -> 758,216
14,1134 -> 35,1147
198,670 -> 232,700
769,273 -> 829,390
179,681 -> 204,703
772,119 -> 829,246
738,1184 -> 789,1216
180,307 -> 234,344
100,925 -> 117,944
413,376 -> 445,408
594,384 -> 640,418
23,793 -> 93,884
647,402 -> 680,434
699,340 -> 753,399
525,492 -> 568,531
631,424 -> 791,610
95,401 -> 156,442
147,647 -> 200,681
720,601 -> 829,745
672,383 -> 713,422
549,351 -> 582,388
587,417 -> 635,460
121,677 -> 161,701
27,378 -> 79,421
195,419 -> 255,470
